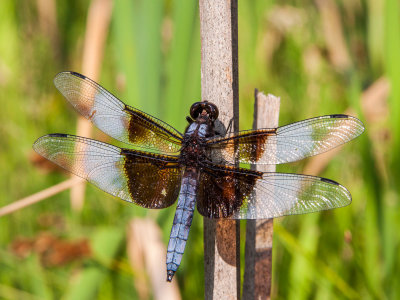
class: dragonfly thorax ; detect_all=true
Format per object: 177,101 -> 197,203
180,121 -> 213,167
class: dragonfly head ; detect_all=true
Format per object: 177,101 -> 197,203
190,100 -> 219,122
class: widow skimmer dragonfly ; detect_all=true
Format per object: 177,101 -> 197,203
33,72 -> 364,282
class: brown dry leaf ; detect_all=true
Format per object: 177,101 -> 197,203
33,232 -> 58,254
44,238 -> 91,267
10,238 -> 35,259
37,213 -> 65,231
10,232 -> 91,267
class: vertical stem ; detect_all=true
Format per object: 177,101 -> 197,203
70,0 -> 113,211
243,91 -> 280,299
199,0 -> 240,299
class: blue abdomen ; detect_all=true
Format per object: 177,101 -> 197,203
166,169 -> 198,281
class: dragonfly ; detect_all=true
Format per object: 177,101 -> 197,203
33,71 -> 364,281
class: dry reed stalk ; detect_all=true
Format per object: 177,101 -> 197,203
361,77 -> 390,123
315,0 -> 352,71
127,219 -> 181,300
360,77 -> 390,181
243,91 -> 280,300
0,177 -> 83,217
36,0 -> 60,56
70,0 -> 113,211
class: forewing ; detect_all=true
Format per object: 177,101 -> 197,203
206,115 -> 364,164
54,72 -> 183,153
33,134 -> 182,208
197,165 -> 351,219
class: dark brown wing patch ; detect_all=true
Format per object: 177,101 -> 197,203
196,167 -> 352,220
206,129 -> 276,164
196,164 -> 262,218
124,105 -> 183,153
122,149 -> 182,208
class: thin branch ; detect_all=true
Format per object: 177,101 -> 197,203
0,177 -> 83,217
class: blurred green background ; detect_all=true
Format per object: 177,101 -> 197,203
0,0 -> 399,299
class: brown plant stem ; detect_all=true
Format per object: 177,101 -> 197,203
243,91 -> 280,300
199,0 -> 240,298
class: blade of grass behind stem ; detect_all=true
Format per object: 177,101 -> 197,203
91,227 -> 124,267
366,0 -> 384,73
359,132 -> 385,298
0,0 -> 19,73
384,0 -> 400,166
238,0 -> 273,84
64,227 -> 124,300
182,16 -> 201,117
384,11 -> 400,291
313,279 -> 334,300
0,284 -> 42,300
18,255 -> 53,300
287,213 -> 320,300
112,0 -> 139,106
64,268 -> 106,300
132,0 -> 163,115
163,0 -> 198,129
274,222 -> 358,299
0,0 -> 22,202
382,187 -> 400,296
345,70 -> 386,298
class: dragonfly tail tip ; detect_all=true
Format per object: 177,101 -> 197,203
166,270 -> 175,282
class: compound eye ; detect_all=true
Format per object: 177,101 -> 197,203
207,102 -> 219,121
190,102 -> 203,119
